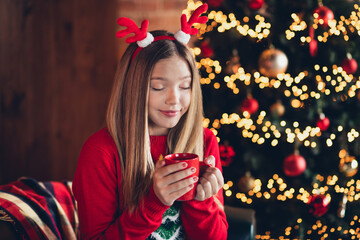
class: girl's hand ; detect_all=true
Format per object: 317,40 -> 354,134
194,155 -> 224,201
153,160 -> 199,206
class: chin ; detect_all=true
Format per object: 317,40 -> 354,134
163,120 -> 181,129
164,123 -> 179,129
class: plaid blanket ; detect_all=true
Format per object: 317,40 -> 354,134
0,177 -> 79,240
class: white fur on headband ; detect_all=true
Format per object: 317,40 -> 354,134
174,30 -> 191,45
137,32 -> 154,48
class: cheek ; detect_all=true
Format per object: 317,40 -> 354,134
181,92 -> 192,109
148,92 -> 161,109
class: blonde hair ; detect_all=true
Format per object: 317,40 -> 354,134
106,31 -> 204,212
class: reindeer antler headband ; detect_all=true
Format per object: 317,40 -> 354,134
116,4 -> 208,59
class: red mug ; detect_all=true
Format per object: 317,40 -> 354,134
164,153 -> 199,201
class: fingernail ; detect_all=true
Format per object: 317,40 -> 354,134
182,163 -> 187,168
191,167 -> 196,172
193,176 -> 198,182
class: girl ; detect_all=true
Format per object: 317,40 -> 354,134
72,4 -> 228,239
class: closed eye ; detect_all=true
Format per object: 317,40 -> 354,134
151,87 -> 164,91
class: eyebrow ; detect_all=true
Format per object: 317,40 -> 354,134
150,75 -> 192,81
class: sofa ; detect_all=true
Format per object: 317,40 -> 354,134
0,177 -> 255,240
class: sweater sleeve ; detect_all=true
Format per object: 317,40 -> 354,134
180,128 -> 228,240
72,130 -> 169,240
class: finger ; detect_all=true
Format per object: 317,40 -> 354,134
164,167 -> 197,184
153,176 -> 196,206
204,155 -> 215,167
169,182 -> 196,200
204,167 -> 224,188
157,162 -> 188,178
153,160 -> 166,187
201,172 -> 219,195
155,159 -> 166,169
195,184 -> 205,201
200,178 -> 212,199
167,176 -> 198,194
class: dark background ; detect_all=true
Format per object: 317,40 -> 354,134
0,0 -> 186,184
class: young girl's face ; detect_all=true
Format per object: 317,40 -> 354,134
148,55 -> 192,135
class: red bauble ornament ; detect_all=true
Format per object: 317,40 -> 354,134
200,41 -> 214,58
219,144 -> 235,167
204,0 -> 224,8
283,152 -> 307,177
248,0 -> 264,10
341,54 -> 358,75
316,113 -> 330,131
309,40 -> 318,57
241,97 -> 259,115
307,194 -> 330,217
309,27 -> 318,57
313,5 -> 334,26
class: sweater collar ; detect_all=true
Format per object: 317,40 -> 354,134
150,135 -> 168,162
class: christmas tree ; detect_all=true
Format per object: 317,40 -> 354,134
186,0 -> 360,238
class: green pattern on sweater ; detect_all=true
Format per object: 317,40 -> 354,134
147,202 -> 184,240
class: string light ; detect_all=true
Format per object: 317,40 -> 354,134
313,64 -> 360,100
194,36 -> 360,148
196,54 -> 360,101
194,57 -> 222,85
188,1 -> 360,102
286,13 -> 308,40
225,173 -> 360,239
286,4 -> 360,42
203,111 -> 359,148
185,0 -> 271,40
189,1 -> 360,111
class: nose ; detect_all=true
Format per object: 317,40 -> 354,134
165,88 -> 179,105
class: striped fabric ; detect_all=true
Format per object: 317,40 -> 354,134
0,177 -> 79,240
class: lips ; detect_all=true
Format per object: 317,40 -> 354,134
160,110 -> 180,117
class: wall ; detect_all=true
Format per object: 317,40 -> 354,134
0,0 -> 188,184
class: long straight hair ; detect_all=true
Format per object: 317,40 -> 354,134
106,31 -> 204,212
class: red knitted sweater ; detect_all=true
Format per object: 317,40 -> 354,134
72,127 -> 228,239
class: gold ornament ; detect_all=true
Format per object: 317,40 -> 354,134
339,155 -> 358,177
270,100 -> 285,117
238,171 -> 255,193
258,48 -> 288,78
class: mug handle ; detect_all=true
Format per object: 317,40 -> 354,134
199,161 -> 213,176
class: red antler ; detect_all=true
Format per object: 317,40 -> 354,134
180,3 -> 208,35
116,17 -> 149,43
